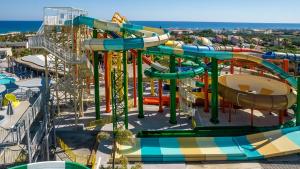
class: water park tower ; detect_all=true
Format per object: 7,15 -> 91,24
12,6 -> 300,168
29,7 -> 94,123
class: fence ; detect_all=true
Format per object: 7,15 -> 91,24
56,137 -> 95,167
0,92 -> 42,145
0,147 -> 26,165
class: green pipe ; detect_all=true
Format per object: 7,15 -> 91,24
137,50 -> 144,118
210,57 -> 219,124
122,30 -> 128,129
93,29 -> 100,120
169,54 -> 177,124
144,67 -> 204,80
297,77 -> 300,126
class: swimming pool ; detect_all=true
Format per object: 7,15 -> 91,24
0,74 -> 15,85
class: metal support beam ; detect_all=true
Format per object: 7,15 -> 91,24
169,54 -> 177,124
55,57 -> 60,114
137,50 -> 144,118
93,29 -> 100,120
44,55 -> 50,161
122,31 -> 128,129
210,57 -> 219,124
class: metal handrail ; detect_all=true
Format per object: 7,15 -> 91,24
0,92 -> 42,146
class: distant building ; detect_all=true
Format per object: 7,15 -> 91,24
193,37 -> 212,46
0,42 -> 28,48
214,35 -> 227,43
251,38 -> 263,45
252,29 -> 273,34
0,48 -> 12,59
171,29 -> 194,35
273,38 -> 284,46
229,35 -> 244,45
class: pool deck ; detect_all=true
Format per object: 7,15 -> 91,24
0,101 -> 30,129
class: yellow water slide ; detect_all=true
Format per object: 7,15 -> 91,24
3,93 -> 20,107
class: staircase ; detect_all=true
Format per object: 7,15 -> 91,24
28,35 -> 94,75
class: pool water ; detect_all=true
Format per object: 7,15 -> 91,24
0,74 -> 15,85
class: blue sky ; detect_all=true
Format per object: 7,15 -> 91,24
1,0 -> 300,23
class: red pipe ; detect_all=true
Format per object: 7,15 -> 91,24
251,108 -> 254,126
230,59 -> 234,74
279,110 -> 284,125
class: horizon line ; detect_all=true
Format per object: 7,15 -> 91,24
0,19 -> 300,24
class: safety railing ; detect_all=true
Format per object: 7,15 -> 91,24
56,137 -> 93,166
0,92 -> 42,146
85,117 -> 112,130
28,35 -> 94,74
0,147 -> 25,165
28,35 -> 79,63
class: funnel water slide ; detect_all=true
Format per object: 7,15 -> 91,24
219,74 -> 296,110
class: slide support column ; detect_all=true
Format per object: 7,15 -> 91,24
210,57 -> 219,124
137,50 -> 144,118
104,33 -> 111,113
158,80 -> 163,113
204,58 -> 209,113
133,52 -> 137,107
93,29 -> 100,120
122,30 -> 128,129
170,54 -> 177,124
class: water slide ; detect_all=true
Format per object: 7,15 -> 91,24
3,93 -> 20,107
117,126 -> 300,162
166,40 -> 263,54
71,15 -> 297,110
263,51 -> 300,61
143,95 -> 179,106
219,74 -> 296,110
70,16 -> 170,51
9,161 -> 89,169
108,31 -> 169,72
68,14 -> 300,162
144,45 -> 297,86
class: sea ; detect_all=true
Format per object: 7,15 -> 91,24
1,20 -> 300,34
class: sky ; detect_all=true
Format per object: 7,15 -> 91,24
1,0 -> 300,23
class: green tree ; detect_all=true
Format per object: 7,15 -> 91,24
97,128 -> 134,169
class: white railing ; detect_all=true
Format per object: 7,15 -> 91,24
0,93 -> 42,146
28,35 -> 79,63
0,147 -> 24,165
28,35 -> 94,74
37,23 -> 44,35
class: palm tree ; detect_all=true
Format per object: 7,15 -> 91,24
96,128 -> 133,169
112,128 -> 133,169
